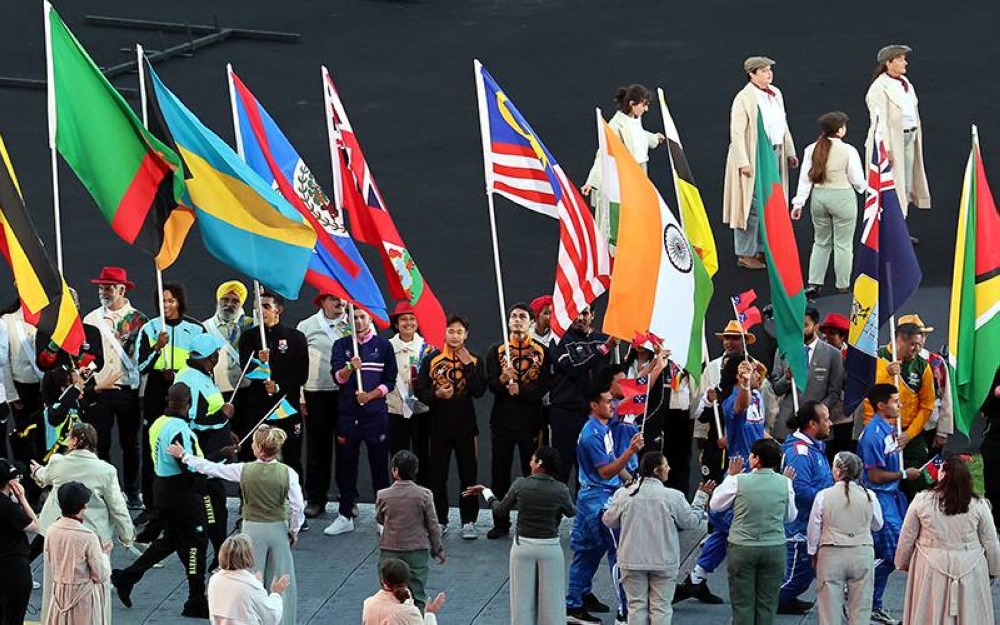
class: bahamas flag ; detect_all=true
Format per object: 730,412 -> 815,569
245,357 -> 271,380
228,67 -> 388,325
843,123 -> 922,414
144,61 -> 316,299
267,397 -> 298,421
949,127 -> 1000,435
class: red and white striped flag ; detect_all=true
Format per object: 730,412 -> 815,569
474,61 -> 610,337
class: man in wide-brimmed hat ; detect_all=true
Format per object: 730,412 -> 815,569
297,292 -> 353,519
81,266 -> 148,510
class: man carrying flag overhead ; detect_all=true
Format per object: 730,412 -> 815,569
45,3 -> 190,269
599,111 -> 713,383
143,60 -> 316,299
227,67 -> 388,325
324,67 -> 445,346
949,127 -> 1000,437
844,122 -> 922,416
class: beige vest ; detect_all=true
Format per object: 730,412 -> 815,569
819,482 -> 875,547
814,140 -> 852,190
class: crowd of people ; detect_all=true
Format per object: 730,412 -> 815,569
0,44 -> 999,625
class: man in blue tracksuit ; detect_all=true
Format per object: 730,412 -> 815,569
324,307 -> 397,536
566,383 -> 643,624
778,401 -> 833,614
676,357 -> 766,604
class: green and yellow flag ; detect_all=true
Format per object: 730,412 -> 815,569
949,127 -> 1000,435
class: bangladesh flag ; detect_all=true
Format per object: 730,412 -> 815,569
948,128 -> 1000,435
755,111 -> 807,389
45,2 -> 189,269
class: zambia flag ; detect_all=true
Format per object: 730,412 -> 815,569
949,128 -> 1000,435
755,111 -> 807,389
0,133 -> 84,355
45,2 -> 190,269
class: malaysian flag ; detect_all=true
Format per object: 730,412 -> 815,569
474,61 -> 611,338
322,66 -> 446,347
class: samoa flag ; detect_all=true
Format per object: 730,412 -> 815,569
228,66 -> 387,325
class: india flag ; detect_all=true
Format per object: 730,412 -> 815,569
599,111 -> 713,380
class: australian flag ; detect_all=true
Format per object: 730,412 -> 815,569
843,122 -> 922,414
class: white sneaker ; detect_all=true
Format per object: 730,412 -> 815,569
32,577 -> 40,590
439,523 -> 448,536
461,522 -> 477,540
377,523 -> 384,536
323,515 -> 355,536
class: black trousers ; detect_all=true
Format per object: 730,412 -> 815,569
0,555 -> 30,625
203,479 -> 228,570
825,422 -> 856,465
141,377 -> 171,511
304,390 -> 339,504
387,412 -> 430,485
661,411 -> 694,496
9,381 -> 42,504
490,429 -> 537,530
983,438 -> 1000,528
430,436 -> 479,525
550,406 -> 588,485
86,387 -> 141,497
119,484 -> 207,602
271,415 -> 303,487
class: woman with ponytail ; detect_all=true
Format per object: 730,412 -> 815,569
807,451 -> 883,624
363,558 -> 446,625
169,424 -> 303,625
602,451 -> 715,624
790,111 -> 866,295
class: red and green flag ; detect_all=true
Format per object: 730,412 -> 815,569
948,127 -> 1000,435
45,2 -> 191,269
755,111 -> 807,389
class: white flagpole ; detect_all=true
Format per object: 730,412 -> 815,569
228,355 -> 256,405
136,44 -> 167,328
43,0 -> 64,272
238,394 -> 288,447
253,281 -> 267,363
348,302 -> 364,391
472,60 -> 511,360
702,332 -> 723,448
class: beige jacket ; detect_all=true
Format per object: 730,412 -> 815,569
43,517 -> 111,625
722,83 -> 795,230
33,450 -> 135,545
864,74 -> 931,215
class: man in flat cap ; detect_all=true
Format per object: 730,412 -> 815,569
866,44 -> 930,236
723,56 -> 798,270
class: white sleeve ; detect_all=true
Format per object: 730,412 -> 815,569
785,478 -> 798,522
847,145 -> 867,193
806,490 -> 825,555
709,473 -> 739,512
182,454 -> 245,482
870,491 -> 884,531
287,466 -> 305,532
791,143 -> 815,209
253,588 -> 285,625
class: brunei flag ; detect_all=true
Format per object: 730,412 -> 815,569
600,112 -> 713,380
45,3 -> 190,269
754,111 -> 808,389
0,133 -> 84,355
657,88 -> 718,277
143,61 -> 316,299
949,127 -> 1000,435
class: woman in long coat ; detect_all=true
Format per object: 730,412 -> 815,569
43,482 -> 112,625
895,455 -> 1000,624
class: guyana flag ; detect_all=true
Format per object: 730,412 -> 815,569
45,2 -> 191,269
658,88 -> 718,277
755,111 -> 807,389
949,128 -> 1000,435
0,133 -> 84,355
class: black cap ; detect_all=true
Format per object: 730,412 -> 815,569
0,458 -> 21,483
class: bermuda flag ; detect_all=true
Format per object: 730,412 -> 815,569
843,121 -> 922,414
948,127 -> 1000,435
228,67 -> 387,326
618,376 -> 649,415
474,61 -> 611,339
754,111 -> 807,389
323,66 -> 446,346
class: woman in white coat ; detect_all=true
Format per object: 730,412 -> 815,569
30,423 -> 134,623
865,44 -> 931,226
208,534 -> 289,625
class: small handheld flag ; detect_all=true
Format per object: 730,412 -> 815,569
731,289 -> 758,313
738,306 -> 764,331
238,394 -> 292,446
920,455 -> 943,484
245,358 -> 271,380
267,398 -> 298,421
618,377 -> 649,416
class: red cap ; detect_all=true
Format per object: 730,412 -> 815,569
90,266 -> 135,290
389,301 -> 416,319
312,292 -> 342,308
818,313 -> 850,335
530,295 -> 553,315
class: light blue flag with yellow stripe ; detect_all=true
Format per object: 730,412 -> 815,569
267,397 -> 298,421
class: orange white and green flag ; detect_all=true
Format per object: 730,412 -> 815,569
599,111 -> 713,380
949,126 -> 1000,435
